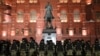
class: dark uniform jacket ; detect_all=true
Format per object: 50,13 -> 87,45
39,43 -> 45,51
94,43 -> 100,51
29,41 -> 36,49
11,43 -> 18,50
20,42 -> 27,50
56,44 -> 63,52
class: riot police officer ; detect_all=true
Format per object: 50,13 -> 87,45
29,37 -> 37,56
20,38 -> 28,56
0,40 -> 6,56
93,38 -> 100,56
65,39 -> 73,56
10,40 -> 18,56
47,40 -> 55,56
39,39 -> 46,56
56,41 -> 64,56
85,41 -> 91,56
75,40 -> 82,56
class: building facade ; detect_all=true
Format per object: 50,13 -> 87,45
0,0 -> 100,43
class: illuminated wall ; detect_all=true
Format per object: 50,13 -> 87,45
0,0 -> 100,43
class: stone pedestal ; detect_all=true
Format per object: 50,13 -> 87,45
43,29 -> 56,44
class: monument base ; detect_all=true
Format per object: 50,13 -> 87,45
43,28 -> 56,45
43,28 -> 56,33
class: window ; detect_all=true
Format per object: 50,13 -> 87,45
2,30 -> 7,37
3,10 -> 11,23
93,0 -> 100,4
73,10 -> 80,22
24,29 -> 29,36
0,0 -> 4,4
74,28 -> 76,34
17,11 -> 24,23
72,0 -> 76,3
66,28 -> 69,34
96,11 -> 100,22
57,28 -> 62,34
17,0 -> 25,3
96,27 -> 100,34
30,10 -> 37,22
11,29 -> 15,36
60,10 -> 67,22
0,12 -> 1,23
69,29 -> 74,36
79,28 -> 82,34
15,28 -> 20,35
29,0 -> 38,3
59,0 -> 68,3
82,29 -> 87,36
86,0 -> 92,5
72,0 -> 81,3
98,27 -> 100,34
29,28 -> 32,35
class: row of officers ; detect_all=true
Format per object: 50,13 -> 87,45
0,37 -> 100,56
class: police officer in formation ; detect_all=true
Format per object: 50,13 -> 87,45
29,37 -> 37,56
10,40 -> 18,56
93,38 -> 100,56
47,40 -> 55,56
0,40 -> 6,56
56,41 -> 64,56
38,39 -> 46,56
0,40 -> 11,56
75,40 -> 82,56
65,39 -> 73,56
85,41 -> 91,56
20,38 -> 29,56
